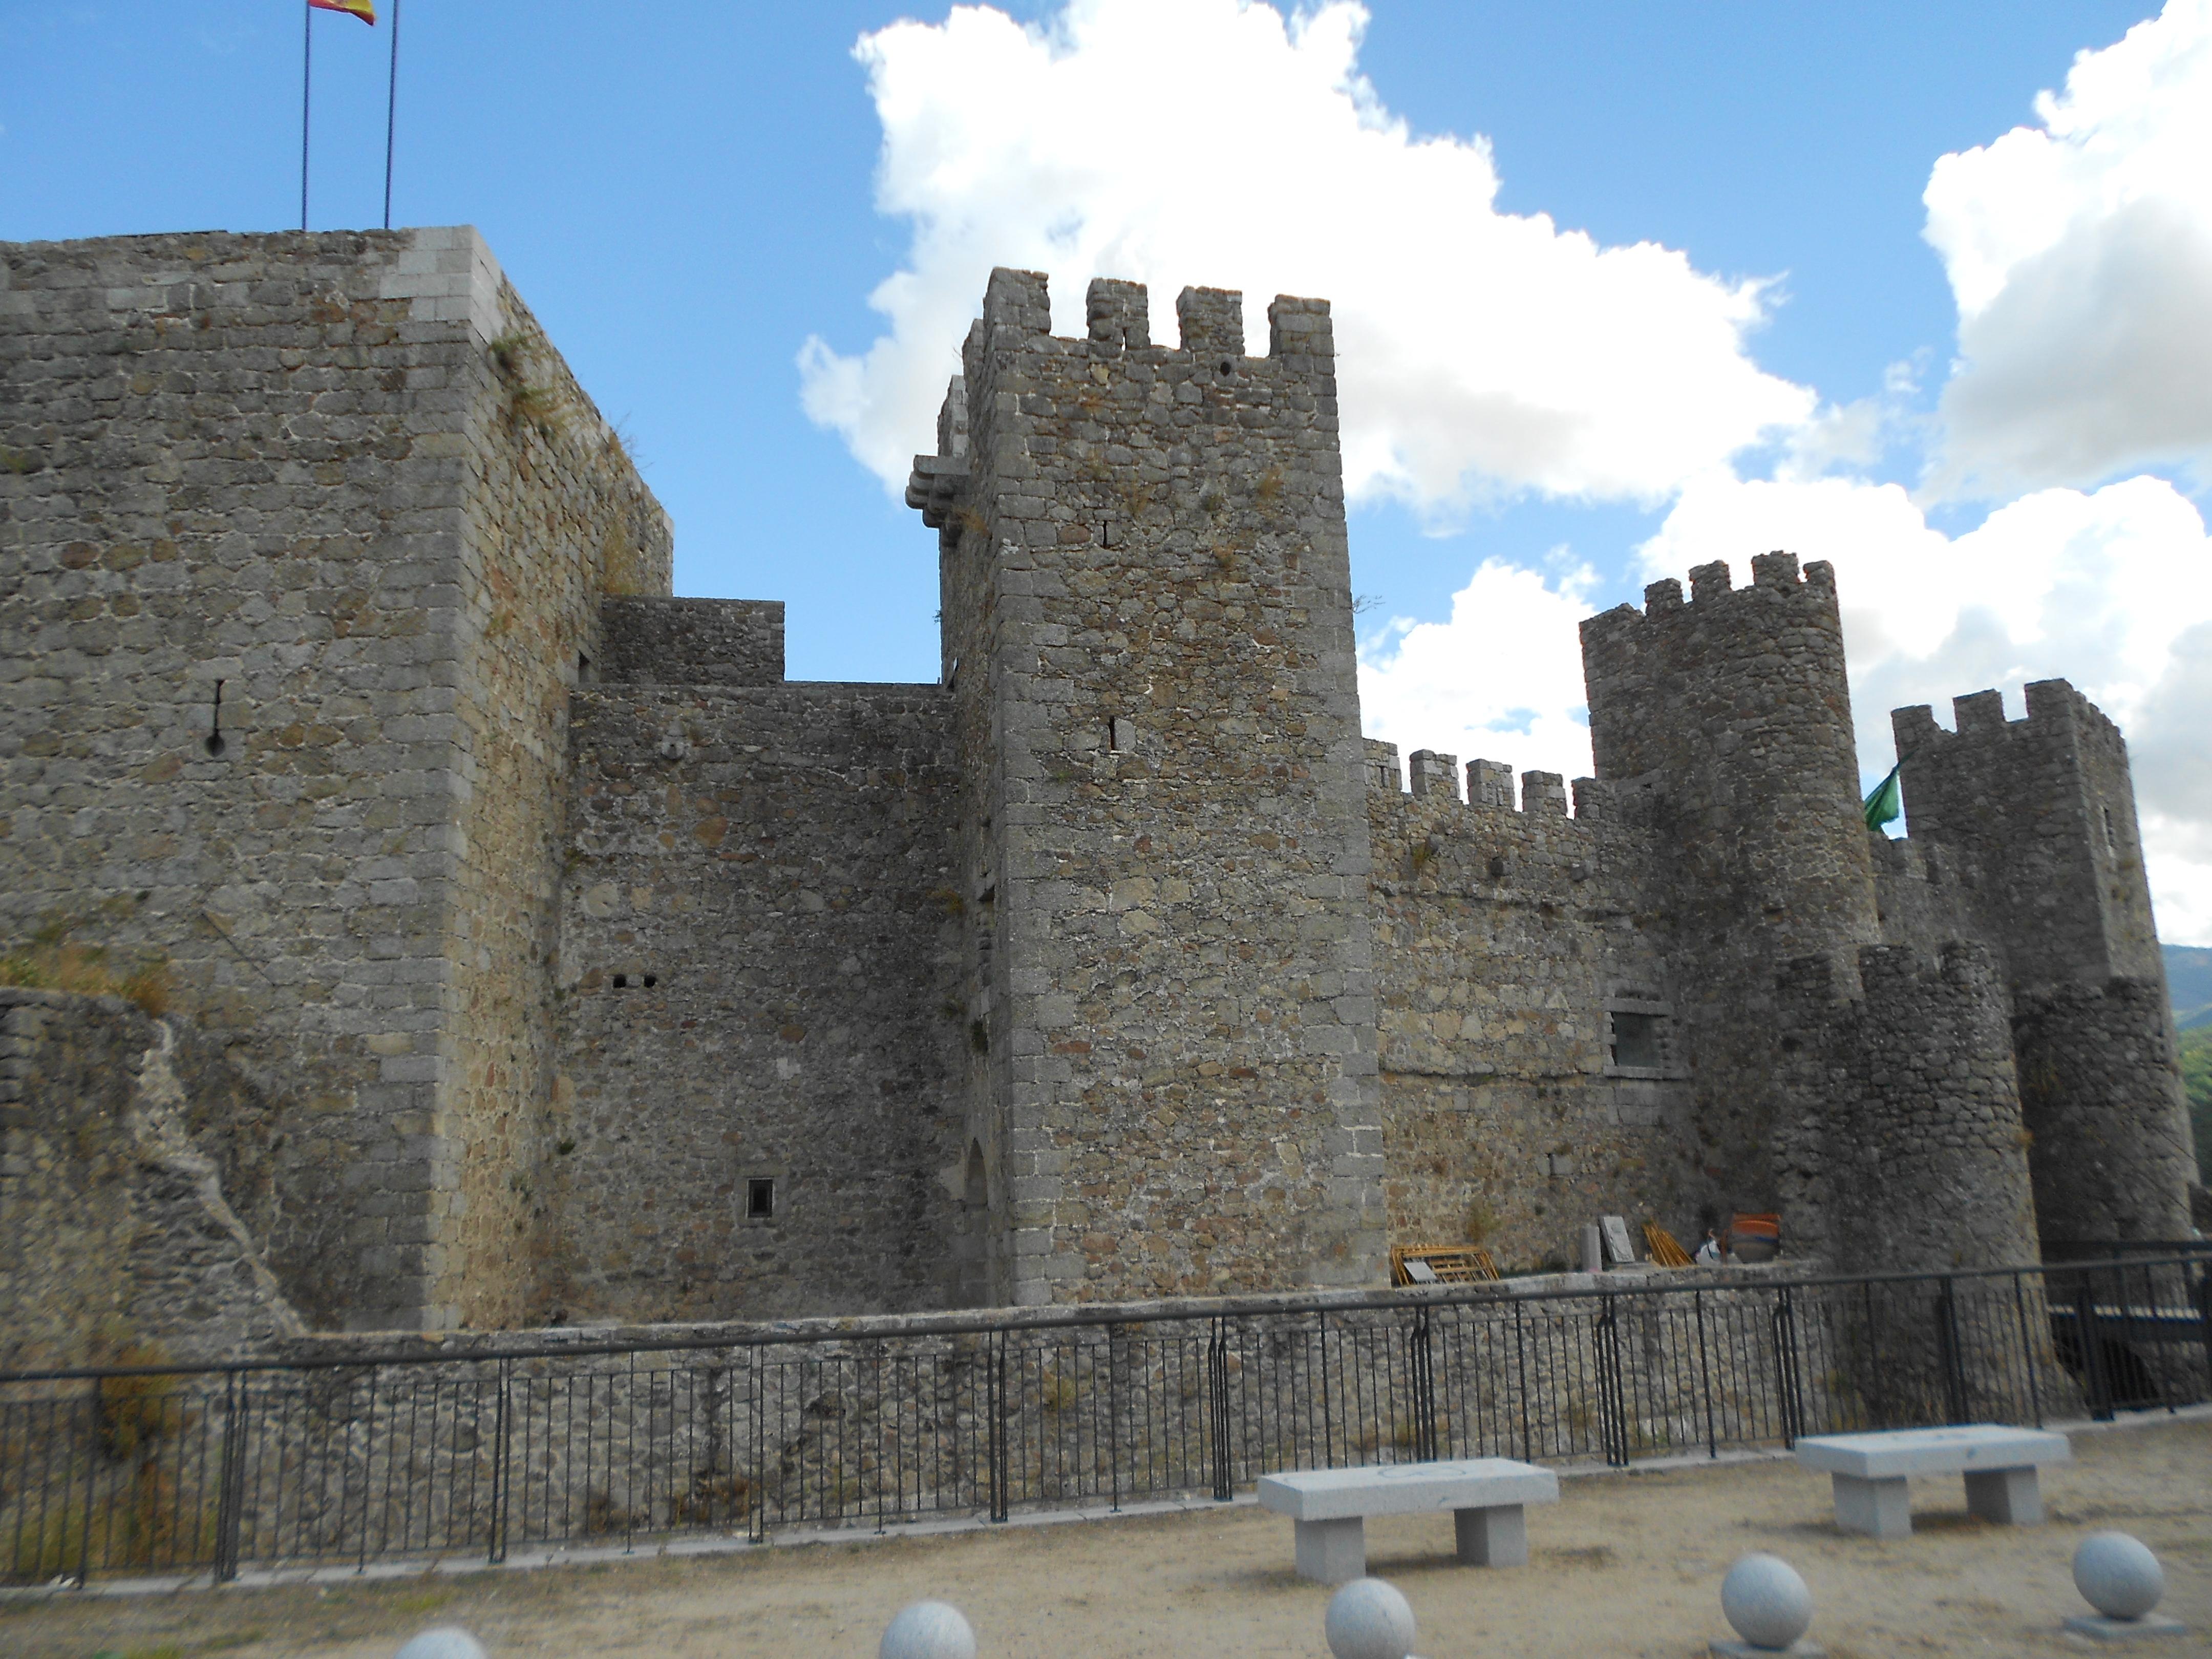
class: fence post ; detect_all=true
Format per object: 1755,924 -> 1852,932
1772,1287 -> 1804,1448
1694,1290 -> 1717,1458
987,1330 -> 1009,1523
211,1371 -> 247,1583
485,1357 -> 512,1565
1408,1306 -> 1439,1463
1936,1276 -> 1969,1424
1207,1317 -> 1232,1501
2074,1275 -> 2113,1421
1316,1309 -> 1335,1470
1595,1295 -> 1630,1468
2196,1263 -> 2212,1407
75,1384 -> 99,1588
2012,1272 -> 2044,1429
750,1345 -> 768,1544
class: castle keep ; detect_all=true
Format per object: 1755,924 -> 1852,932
1,229 -> 2199,1353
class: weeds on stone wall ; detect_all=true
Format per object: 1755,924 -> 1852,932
0,924 -> 169,1016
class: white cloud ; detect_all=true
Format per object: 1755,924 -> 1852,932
1924,0 -> 2212,496
801,0 -> 1814,512
1639,472 -> 2212,944
1356,558 -> 1597,790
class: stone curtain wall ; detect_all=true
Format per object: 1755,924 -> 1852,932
1363,748 -> 1707,1270
0,990 -> 303,1370
918,272 -> 1384,1305
599,598 -> 785,688
1774,944 -> 2040,1274
1579,557 -> 1881,1229
0,229 -> 669,1331
1892,680 -> 2197,1243
548,675 -> 968,1323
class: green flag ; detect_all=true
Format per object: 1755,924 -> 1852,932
1862,762 -> 1903,831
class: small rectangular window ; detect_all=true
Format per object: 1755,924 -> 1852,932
1610,1011 -> 1664,1071
746,1177 -> 776,1220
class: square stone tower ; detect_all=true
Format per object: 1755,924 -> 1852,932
909,271 -> 1385,1304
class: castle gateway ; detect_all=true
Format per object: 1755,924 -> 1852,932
1,230 -> 2199,1347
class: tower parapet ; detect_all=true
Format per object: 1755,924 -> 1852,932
1890,679 -> 2196,1242
1579,553 -> 1880,1218
908,269 -> 1379,1306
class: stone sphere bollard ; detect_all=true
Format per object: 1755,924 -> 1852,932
2073,1532 -> 2166,1622
880,1600 -> 977,1659
393,1631 -> 486,1659
1325,1576 -> 1417,1659
1719,1554 -> 1813,1651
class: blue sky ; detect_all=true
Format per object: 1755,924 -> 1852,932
6,1 -> 2210,937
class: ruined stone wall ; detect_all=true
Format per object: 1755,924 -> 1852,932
1363,743 -> 1707,1269
1891,679 -> 2196,1244
916,271 -> 1384,1305
547,664 -> 968,1323
0,228 -> 668,1330
0,989 -> 303,1369
1775,944 -> 2039,1274
1579,556 -> 1881,1226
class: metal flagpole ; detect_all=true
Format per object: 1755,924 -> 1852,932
382,0 -> 401,229
301,2 -> 313,231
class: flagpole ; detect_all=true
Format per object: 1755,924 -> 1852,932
382,0 -> 400,229
300,3 -> 313,231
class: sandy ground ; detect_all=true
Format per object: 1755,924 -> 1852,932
4,1413 -> 2208,1659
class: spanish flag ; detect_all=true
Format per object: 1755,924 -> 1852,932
309,0 -> 376,22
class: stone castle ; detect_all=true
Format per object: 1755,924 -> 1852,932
1,228 -> 2200,1353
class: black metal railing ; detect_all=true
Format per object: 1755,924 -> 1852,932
3,1255 -> 2203,1586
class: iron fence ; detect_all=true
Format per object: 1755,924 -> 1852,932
3,1255 -> 2204,1586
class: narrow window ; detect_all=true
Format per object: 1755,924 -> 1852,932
746,1177 -> 776,1220
1609,1011 -> 1664,1071
204,678 -> 227,757
2103,804 -> 2117,850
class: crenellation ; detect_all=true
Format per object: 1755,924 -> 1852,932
1174,284 -> 1244,357
1469,758 -> 1515,809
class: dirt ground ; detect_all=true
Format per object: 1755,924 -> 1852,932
4,1414 -> 2208,1659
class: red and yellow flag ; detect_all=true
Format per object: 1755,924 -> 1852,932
308,0 -> 376,22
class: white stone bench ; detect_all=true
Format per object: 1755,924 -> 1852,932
1256,1458 -> 1559,1584
1794,1424 -> 2071,1539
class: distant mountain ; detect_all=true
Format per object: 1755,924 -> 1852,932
2167,944 -> 2212,1030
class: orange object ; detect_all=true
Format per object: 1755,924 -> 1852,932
1389,1243 -> 1501,1286
1643,1223 -> 1694,1268
309,0 -> 376,22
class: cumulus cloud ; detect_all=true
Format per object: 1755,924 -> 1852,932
1924,0 -> 2212,496
1638,473 -> 2212,942
1356,560 -> 1598,789
800,0 -> 1814,512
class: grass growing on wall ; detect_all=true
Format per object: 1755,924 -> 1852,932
0,924 -> 169,1016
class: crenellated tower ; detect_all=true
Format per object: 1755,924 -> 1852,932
1891,682 -> 2198,1243
1579,555 -> 1882,1216
907,270 -> 1384,1305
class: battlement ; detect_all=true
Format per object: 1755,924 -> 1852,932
1368,740 -> 1595,819
1891,677 -> 2118,754
965,268 -> 1336,364
1586,551 -> 1838,641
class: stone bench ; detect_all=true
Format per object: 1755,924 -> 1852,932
1794,1424 -> 2071,1539
1256,1458 -> 1559,1584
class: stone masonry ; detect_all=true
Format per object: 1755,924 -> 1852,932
2,235 -> 2200,1345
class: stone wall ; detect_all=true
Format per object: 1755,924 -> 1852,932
0,228 -> 669,1330
1579,556 -> 1882,1226
546,669 -> 969,1323
1363,744 -> 1706,1269
914,271 -> 1384,1305
599,597 -> 784,688
1775,944 -> 2040,1274
1891,679 -> 2197,1244
0,989 -> 303,1369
